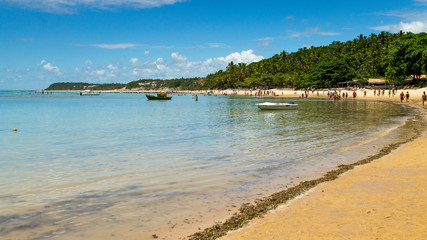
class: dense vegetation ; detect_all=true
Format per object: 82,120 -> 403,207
46,82 -> 126,90
46,32 -> 426,91
203,31 -> 427,89
46,78 -> 202,91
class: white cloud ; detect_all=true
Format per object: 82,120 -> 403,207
380,9 -> 427,22
40,60 -> 62,75
256,37 -> 273,47
190,43 -> 230,50
95,69 -> 106,75
107,64 -> 117,70
371,21 -> 427,33
12,50 -> 262,87
77,42 -> 229,51
216,50 -> 264,64
155,58 -> 165,64
70,60 -> 125,82
2,68 -> 20,74
414,0 -> 427,6
130,58 -> 139,65
371,1 -> 427,33
207,43 -> 228,48
3,0 -> 186,14
90,43 -> 142,49
288,27 -> 341,38
128,49 -> 263,79
201,43 -> 230,49
171,52 -> 187,63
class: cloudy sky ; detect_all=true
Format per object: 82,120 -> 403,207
0,0 -> 426,89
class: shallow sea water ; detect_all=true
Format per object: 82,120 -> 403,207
0,91 -> 417,239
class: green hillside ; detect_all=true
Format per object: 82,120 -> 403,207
46,82 -> 126,90
203,32 -> 427,89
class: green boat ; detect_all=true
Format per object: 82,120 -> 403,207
146,93 -> 172,100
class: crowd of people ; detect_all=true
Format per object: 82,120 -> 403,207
177,88 -> 427,106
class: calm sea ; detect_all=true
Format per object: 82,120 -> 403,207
0,90 -> 416,239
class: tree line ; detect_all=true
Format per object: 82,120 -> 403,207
46,78 -> 203,91
203,31 -> 427,89
46,82 -> 126,90
125,77 -> 202,90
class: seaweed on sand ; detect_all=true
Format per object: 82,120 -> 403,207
188,114 -> 424,240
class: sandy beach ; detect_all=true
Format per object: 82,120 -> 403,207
186,87 -> 427,240
219,131 -> 427,239
185,87 -> 427,105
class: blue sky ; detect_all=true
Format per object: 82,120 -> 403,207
1,0 -> 426,90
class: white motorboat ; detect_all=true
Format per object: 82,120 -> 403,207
80,90 -> 100,96
256,102 -> 298,110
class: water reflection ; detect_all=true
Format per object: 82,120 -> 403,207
0,94 -> 413,240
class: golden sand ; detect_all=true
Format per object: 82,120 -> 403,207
200,88 -> 427,105
219,111 -> 427,239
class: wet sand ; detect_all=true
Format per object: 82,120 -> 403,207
219,134 -> 427,239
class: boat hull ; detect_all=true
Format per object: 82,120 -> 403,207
256,102 -> 298,110
80,92 -> 100,96
146,94 -> 172,100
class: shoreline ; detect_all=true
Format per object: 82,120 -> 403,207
218,117 -> 427,240
185,92 -> 427,239
29,88 -> 427,239
44,86 -> 426,101
50,87 -> 427,105
183,87 -> 427,104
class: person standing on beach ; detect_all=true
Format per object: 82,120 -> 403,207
422,91 -> 426,106
400,92 -> 405,102
406,91 -> 410,102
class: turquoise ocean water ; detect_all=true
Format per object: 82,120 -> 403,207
0,91 -> 416,239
